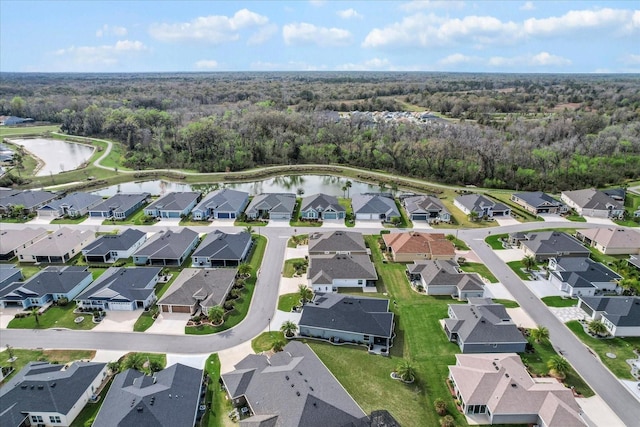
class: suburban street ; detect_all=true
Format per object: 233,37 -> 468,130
1,220 -> 639,424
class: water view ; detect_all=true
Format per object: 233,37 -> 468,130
91,175 -> 389,197
10,138 -> 94,177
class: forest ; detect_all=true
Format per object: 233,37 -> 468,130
1,72 -> 639,191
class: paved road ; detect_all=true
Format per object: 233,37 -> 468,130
461,227 -> 640,426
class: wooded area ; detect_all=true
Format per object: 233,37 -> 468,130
1,72 -> 638,191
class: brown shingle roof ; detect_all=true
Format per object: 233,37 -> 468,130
383,232 -> 455,256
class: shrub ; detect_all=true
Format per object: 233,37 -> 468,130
434,398 -> 447,416
440,415 -> 455,427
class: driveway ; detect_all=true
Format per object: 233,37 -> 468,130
483,282 -> 515,300
27,217 -> 53,225
266,219 -> 290,227
578,395 -> 626,427
146,312 -> 190,335
495,217 -> 520,226
82,217 -> 106,226
522,279 -> 566,298
494,248 -> 526,263
285,245 -> 308,260
154,218 -> 181,226
549,307 -> 588,323
218,341 -> 254,374
0,307 -> 21,329
412,222 -> 433,230
280,276 -> 307,295
322,219 -> 347,228
209,218 -> 236,228
355,220 -> 383,228
506,307 -> 536,328
539,213 -> 570,222
584,216 -> 616,225
92,311 -> 139,332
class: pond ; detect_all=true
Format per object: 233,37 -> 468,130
91,175 -> 393,197
10,138 -> 94,177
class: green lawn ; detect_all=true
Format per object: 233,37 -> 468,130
51,215 -> 89,224
485,233 -> 508,250
493,299 -> 520,308
234,219 -> 268,227
8,304 -> 96,330
585,246 -> 626,266
0,125 -> 60,137
520,338 -> 594,397
252,332 -> 285,353
278,293 -> 300,312
448,236 -> 470,251
507,260 -> 534,280
70,378 -> 113,427
287,234 -> 308,248
19,265 -> 43,279
338,197 -> 355,227
186,235 -> 266,335
566,214 -> 587,222
0,349 -> 95,384
283,258 -> 307,278
133,311 -> 156,332
566,320 -> 640,380
103,205 -> 156,225
458,262 -> 498,283
202,354 -> 232,427
541,296 -> 578,307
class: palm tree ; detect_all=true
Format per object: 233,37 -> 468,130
107,361 -> 120,374
396,360 -> 416,382
434,398 -> 447,416
345,180 -> 352,198
588,320 -> 608,337
272,338 -> 287,352
530,326 -> 549,343
298,284 -> 313,305
238,263 -> 252,278
547,355 -> 570,379
468,211 -> 479,222
280,320 -> 298,338
123,353 -> 144,371
342,185 -> 347,198
522,255 -> 537,272
31,307 -> 40,326
208,306 -> 225,325
243,225 -> 253,235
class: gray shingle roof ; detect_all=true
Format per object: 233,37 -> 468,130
157,268 -> 237,309
90,193 -> 150,214
308,231 -> 367,254
145,192 -> 200,212
0,361 -> 106,427
83,229 -> 147,256
521,231 -> 590,257
402,195 -> 450,215
76,267 -> 161,303
445,299 -> 527,345
193,188 -> 249,214
93,363 -> 203,427
0,265 -> 21,288
300,193 -> 345,214
407,260 -> 484,291
512,192 -> 563,209
134,229 -> 198,260
562,189 -> 624,210
40,192 -> 103,212
351,193 -> 399,217
20,227 -> 94,257
454,194 -> 510,214
579,296 -> 640,327
221,341 -> 365,427
246,193 -> 296,215
192,230 -> 252,261
308,254 -> 377,285
0,190 -> 57,210
0,228 -> 47,255
300,293 -> 394,338
552,257 -> 621,283
0,266 -> 91,301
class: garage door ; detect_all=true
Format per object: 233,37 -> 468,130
171,305 -> 191,313
356,213 -> 374,220
324,212 -> 337,220
412,214 -> 427,221
218,212 -> 230,219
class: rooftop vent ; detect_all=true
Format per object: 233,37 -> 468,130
37,385 -> 44,390
20,385 -> 27,389
137,406 -> 143,412
511,383 -> 517,388
50,382 -> 56,388
296,391 -> 300,397
285,375 -> 289,381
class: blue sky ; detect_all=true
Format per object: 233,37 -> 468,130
1,0 -> 638,73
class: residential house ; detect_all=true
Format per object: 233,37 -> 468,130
88,193 -> 151,220
0,265 -> 22,289
561,188 -> 624,218
82,229 -> 148,263
603,188 -> 626,202
0,266 -> 93,309
575,227 -> 640,255
221,341 -> 366,427
629,255 -> 640,270
0,190 -> 57,215
299,293 -> 394,350
191,188 -> 249,220
191,230 -> 252,267
308,230 -> 367,255
36,192 -> 103,219
299,193 -> 346,220
510,191 -> 567,215
448,353 -> 586,426
407,260 -> 485,300
75,267 -> 161,311
383,231 -> 455,262
517,231 -> 590,262
548,257 -> 621,297
401,195 -> 451,223
0,361 -> 108,427
0,116 -> 34,126
143,191 -> 201,218
244,193 -> 296,220
444,298 -> 528,353
351,193 -> 400,221
454,194 -> 511,219
578,296 -> 640,337
157,268 -> 237,314
0,227 -> 48,260
16,227 -> 95,263
93,364 -> 204,427
308,254 -> 377,293
133,228 -> 199,266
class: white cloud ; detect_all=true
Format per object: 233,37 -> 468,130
363,13 -> 518,48
339,58 -> 391,71
247,23 -> 278,45
96,24 -> 127,37
400,1 -> 465,12
283,22 -> 352,47
53,40 -> 147,67
523,8 -> 635,36
309,0 -> 326,7
250,60 -> 327,71
621,53 -> 640,65
437,53 -> 480,66
337,8 -> 363,20
520,2 -> 535,11
195,60 -> 219,69
488,52 -> 571,68
149,9 -> 270,44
